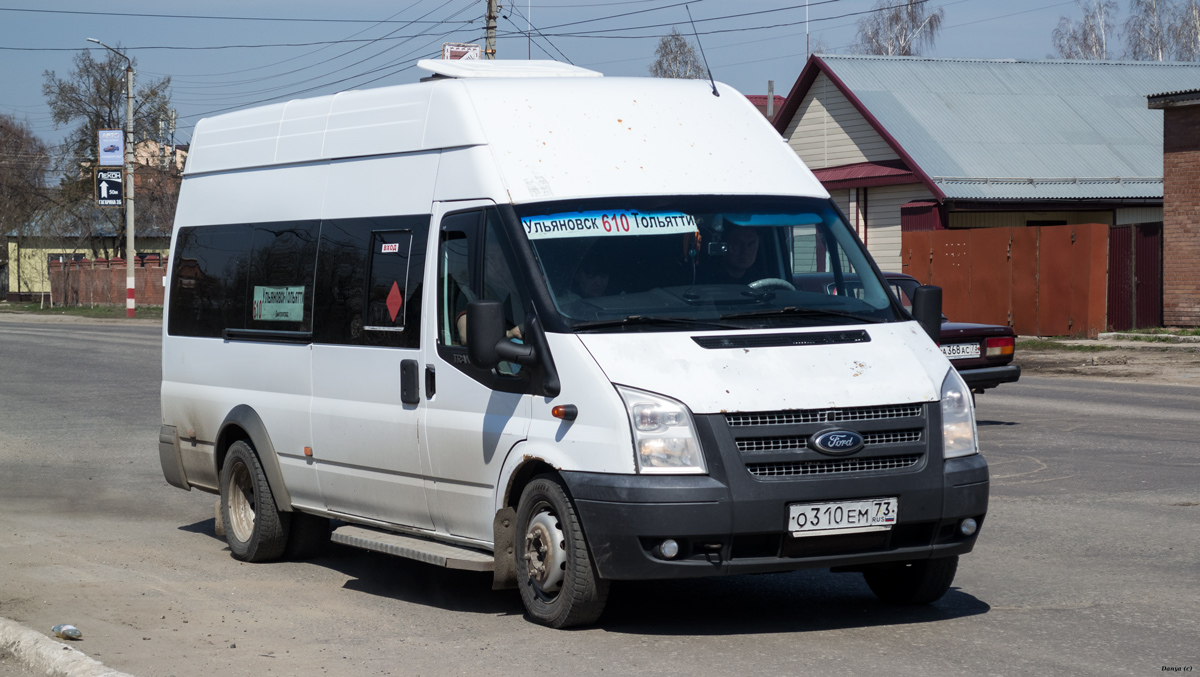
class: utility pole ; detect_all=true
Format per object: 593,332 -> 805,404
486,0 -> 499,59
88,38 -> 137,318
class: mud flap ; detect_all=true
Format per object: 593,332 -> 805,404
492,507 -> 518,590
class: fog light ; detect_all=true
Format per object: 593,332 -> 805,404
960,518 -> 978,536
659,539 -> 680,559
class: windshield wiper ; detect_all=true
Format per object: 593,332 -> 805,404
572,315 -> 743,331
719,306 -> 884,324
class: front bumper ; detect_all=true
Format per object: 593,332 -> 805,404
561,407 -> 988,580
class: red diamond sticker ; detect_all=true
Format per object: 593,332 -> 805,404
386,281 -> 403,322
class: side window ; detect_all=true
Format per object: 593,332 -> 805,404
312,216 -> 429,348
482,210 -> 531,374
168,224 -> 253,337
437,208 -> 532,377
364,231 -> 414,333
437,211 -> 481,348
247,221 -> 320,332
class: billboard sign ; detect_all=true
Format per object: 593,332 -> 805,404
95,168 -> 123,208
98,129 -> 124,167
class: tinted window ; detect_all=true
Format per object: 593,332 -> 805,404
312,215 -> 429,348
168,224 -> 252,337
247,221 -> 320,332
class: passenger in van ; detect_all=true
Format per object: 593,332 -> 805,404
701,225 -> 761,285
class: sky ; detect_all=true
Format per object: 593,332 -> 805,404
0,0 -> 1121,149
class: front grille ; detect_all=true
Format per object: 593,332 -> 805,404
746,454 -> 922,478
736,429 -> 921,454
726,403 -> 924,427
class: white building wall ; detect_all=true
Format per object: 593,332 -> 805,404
1115,207 -> 1164,224
782,72 -> 900,170
865,183 -> 933,273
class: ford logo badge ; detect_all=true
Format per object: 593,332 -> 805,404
811,429 -> 865,456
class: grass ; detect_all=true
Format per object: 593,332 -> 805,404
0,301 -> 162,320
1017,338 -> 1113,352
1111,327 -> 1200,337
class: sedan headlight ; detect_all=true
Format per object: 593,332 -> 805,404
941,368 -> 979,459
616,386 -> 707,474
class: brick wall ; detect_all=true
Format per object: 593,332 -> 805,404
1163,105 -> 1200,327
47,257 -> 168,307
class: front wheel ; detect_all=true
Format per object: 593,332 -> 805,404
220,440 -> 290,562
862,556 -> 958,605
514,476 -> 610,628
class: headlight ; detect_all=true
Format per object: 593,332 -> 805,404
616,386 -> 707,474
941,368 -> 979,459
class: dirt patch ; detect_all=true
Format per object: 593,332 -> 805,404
1017,345 -> 1200,386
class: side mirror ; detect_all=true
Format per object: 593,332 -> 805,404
912,285 -> 942,345
466,300 -> 535,369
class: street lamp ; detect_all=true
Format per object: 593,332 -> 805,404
87,38 -> 137,318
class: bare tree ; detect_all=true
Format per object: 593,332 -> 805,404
853,0 -> 945,56
649,28 -> 706,79
1171,0 -> 1200,59
1052,0 -> 1118,59
1125,0 -> 1177,60
42,46 -> 176,249
0,115 -> 50,240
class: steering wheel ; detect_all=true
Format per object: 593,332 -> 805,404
748,277 -> 796,291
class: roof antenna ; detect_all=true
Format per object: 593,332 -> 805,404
686,4 -> 718,97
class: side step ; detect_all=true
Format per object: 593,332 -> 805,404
331,525 -> 494,572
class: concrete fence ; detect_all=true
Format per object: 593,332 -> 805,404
47,256 -> 168,307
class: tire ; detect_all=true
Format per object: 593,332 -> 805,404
219,440 -> 290,562
514,475 -> 610,628
863,556 -> 958,605
284,512 -> 330,561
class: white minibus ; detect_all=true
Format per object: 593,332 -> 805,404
159,60 -> 987,628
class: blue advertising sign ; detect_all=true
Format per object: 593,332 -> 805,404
98,129 -> 124,166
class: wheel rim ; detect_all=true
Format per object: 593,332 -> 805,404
523,506 -> 566,600
227,461 -> 256,542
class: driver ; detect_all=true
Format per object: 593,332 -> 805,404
705,225 -> 760,284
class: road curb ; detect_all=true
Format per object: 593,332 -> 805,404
0,616 -> 134,677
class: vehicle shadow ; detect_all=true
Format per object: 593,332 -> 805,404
319,543 -> 523,617
178,517 -> 224,541
599,568 -> 989,635
178,519 -> 988,634
977,420 -> 1019,426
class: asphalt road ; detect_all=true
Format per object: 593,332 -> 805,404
0,315 -> 1197,676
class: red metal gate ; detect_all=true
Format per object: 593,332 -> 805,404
901,223 -> 1111,336
1107,223 -> 1163,330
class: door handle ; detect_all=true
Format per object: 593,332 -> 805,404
400,359 -> 420,405
425,365 -> 436,399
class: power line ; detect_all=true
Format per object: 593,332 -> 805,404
506,3 -> 575,63
502,0 -> 936,39
166,0 -> 466,93
0,6 -> 477,24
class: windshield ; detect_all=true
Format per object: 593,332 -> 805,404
517,197 -> 902,332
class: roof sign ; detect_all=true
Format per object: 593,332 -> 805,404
441,43 -> 481,60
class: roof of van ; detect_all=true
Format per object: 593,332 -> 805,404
183,60 -> 827,204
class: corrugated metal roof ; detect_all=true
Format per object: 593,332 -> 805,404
820,55 -> 1200,201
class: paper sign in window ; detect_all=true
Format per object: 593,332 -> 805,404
252,286 -> 305,322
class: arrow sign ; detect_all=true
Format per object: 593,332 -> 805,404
95,168 -> 123,208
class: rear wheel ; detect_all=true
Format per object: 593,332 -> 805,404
863,556 -> 958,605
514,476 -> 609,628
220,440 -> 290,562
